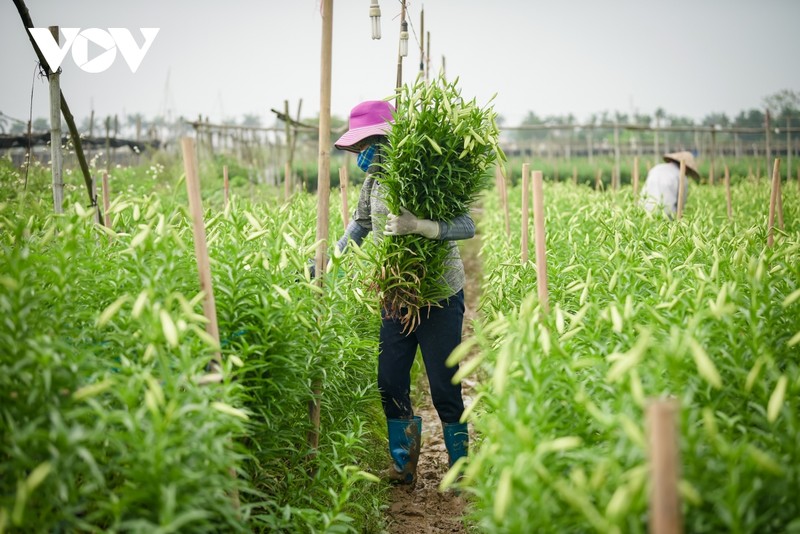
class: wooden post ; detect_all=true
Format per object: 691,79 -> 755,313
102,171 -> 111,228
595,169 -> 602,191
724,165 -> 732,221
310,0 -> 333,455
787,118 -> 792,185
776,168 -> 784,231
419,7 -> 424,75
283,100 -> 292,196
425,31 -> 430,82
633,156 -> 640,200
767,158 -> 780,248
710,129 -> 716,185
48,26 -> 63,214
531,170 -> 549,315
500,166 -> 510,238
521,163 -> 530,264
105,116 -> 111,176
613,123 -> 621,190
284,161 -> 291,202
223,165 -> 229,209
676,160 -> 686,220
572,165 -> 578,186
647,399 -> 683,534
395,0 -> 407,91
765,110 -> 771,184
180,138 -> 222,374
340,166 -> 349,229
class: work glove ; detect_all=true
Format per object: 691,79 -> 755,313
385,207 -> 440,239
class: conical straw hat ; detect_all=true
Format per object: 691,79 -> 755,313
663,151 -> 700,179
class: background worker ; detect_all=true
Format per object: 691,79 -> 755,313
640,151 -> 700,217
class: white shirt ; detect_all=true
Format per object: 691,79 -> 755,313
640,162 -> 689,217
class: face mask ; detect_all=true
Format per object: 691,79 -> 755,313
357,144 -> 377,172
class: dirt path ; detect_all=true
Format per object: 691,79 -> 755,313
384,216 -> 483,534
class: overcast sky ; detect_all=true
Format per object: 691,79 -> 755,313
1,0 -> 798,130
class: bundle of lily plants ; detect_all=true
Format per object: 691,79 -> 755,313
376,74 -> 504,330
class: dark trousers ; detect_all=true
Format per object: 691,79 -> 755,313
378,289 -> 465,424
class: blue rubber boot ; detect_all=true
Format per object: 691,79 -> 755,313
443,422 -> 469,467
386,416 -> 422,485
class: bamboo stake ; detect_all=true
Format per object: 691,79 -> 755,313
521,163 -> 530,264
182,138 -> 239,510
724,165 -> 732,221
181,138 -> 222,376
776,170 -> 784,231
284,161 -> 291,202
768,158 -> 780,247
497,165 -> 510,238
676,160 -> 686,220
48,26 -> 63,214
572,165 -> 577,186
340,166 -> 349,229
647,399 -> 683,534
595,169 -> 602,191
531,170 -> 549,315
102,171 -> 111,228
283,100 -> 292,197
223,165 -> 229,209
310,0 -> 333,455
633,156 -> 640,200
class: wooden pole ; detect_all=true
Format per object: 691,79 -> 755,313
521,163 -> 530,264
102,171 -> 111,228
284,161 -> 291,202
13,0 -> 95,206
710,129 -> 716,185
395,0 -> 407,92
765,110 -> 771,183
724,165 -> 732,221
340,166 -> 349,229
595,168 -> 602,191
419,7 -> 424,75
531,170 -> 549,315
676,160 -> 686,220
48,26 -> 63,214
767,158 -> 780,247
613,123 -> 620,190
647,399 -> 683,534
105,116 -> 111,176
283,100 -> 292,196
633,156 -> 640,200
425,31 -> 431,81
310,0 -> 333,454
776,167 -> 784,231
181,138 -> 239,509
787,118 -> 792,185
223,165 -> 229,209
180,138 -> 223,374
500,165 -> 510,238
572,165 -> 578,186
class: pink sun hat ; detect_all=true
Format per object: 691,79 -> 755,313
334,100 -> 395,153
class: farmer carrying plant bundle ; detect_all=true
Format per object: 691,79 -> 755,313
331,99 -> 471,486
640,151 -> 700,218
